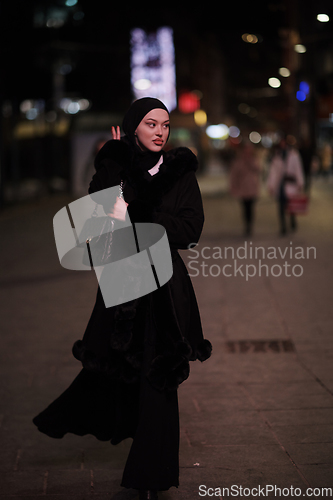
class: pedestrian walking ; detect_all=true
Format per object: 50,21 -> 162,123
267,139 -> 304,235
33,97 -> 212,500
229,142 -> 261,237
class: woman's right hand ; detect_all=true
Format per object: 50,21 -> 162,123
111,126 -> 121,140
108,196 -> 128,221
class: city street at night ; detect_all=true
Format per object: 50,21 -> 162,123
1,1 -> 333,498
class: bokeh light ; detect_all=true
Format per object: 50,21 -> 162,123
279,67 -> 290,77
249,131 -> 261,144
194,109 -> 207,126
268,77 -> 281,88
242,33 -> 258,44
229,126 -> 240,138
134,79 -> 152,90
206,124 -> 229,139
294,44 -> 306,53
317,14 -> 329,22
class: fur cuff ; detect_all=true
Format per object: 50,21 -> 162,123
147,340 -> 192,391
195,339 -> 213,361
72,340 -> 141,384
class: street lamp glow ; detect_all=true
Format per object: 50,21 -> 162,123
317,14 -> 329,22
249,131 -> 261,144
294,44 -> 306,53
229,126 -> 240,138
242,33 -> 258,44
268,77 -> 281,88
279,67 -> 290,77
194,109 -> 207,126
206,124 -> 229,139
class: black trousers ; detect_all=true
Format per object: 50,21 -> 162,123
278,184 -> 296,234
121,301 -> 180,491
241,198 -> 256,235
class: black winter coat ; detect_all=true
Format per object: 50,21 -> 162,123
72,139 -> 212,391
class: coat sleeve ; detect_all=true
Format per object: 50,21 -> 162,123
87,159 -> 123,213
127,171 -> 204,250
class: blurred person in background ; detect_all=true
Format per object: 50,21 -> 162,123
229,141 -> 261,237
267,138 -> 304,235
320,143 -> 332,178
299,138 -> 315,193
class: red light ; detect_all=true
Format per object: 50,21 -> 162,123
178,92 -> 200,114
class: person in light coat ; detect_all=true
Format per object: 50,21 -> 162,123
267,140 -> 304,235
230,142 -> 261,237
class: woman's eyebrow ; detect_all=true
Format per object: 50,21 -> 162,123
146,118 -> 170,123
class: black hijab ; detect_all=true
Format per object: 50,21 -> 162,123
121,97 -> 170,172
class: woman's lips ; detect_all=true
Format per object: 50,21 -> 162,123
153,140 -> 163,145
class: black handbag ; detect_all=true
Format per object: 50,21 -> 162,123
80,181 -> 124,267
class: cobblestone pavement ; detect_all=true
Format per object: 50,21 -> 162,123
0,176 -> 332,499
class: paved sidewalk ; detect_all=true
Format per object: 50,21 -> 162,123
0,177 -> 332,499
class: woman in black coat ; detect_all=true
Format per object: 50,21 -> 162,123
33,98 -> 212,500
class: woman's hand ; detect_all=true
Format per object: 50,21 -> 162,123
111,126 -> 121,140
108,196 -> 128,221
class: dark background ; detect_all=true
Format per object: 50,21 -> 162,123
1,0 -> 333,204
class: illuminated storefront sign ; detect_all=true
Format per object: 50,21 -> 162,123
130,27 -> 177,111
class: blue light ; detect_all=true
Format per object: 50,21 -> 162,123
65,0 -> 78,6
296,90 -> 306,101
299,81 -> 310,95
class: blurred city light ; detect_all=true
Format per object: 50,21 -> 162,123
59,98 -> 91,114
134,79 -> 152,90
296,81 -> 310,102
242,33 -> 258,44
299,81 -> 310,95
59,64 -> 72,75
65,0 -> 78,5
26,109 -> 38,120
296,91 -> 306,101
238,103 -> 250,114
206,124 -> 229,139
294,44 -> 307,53
20,100 -> 33,113
20,99 -> 45,120
194,109 -> 207,126
229,126 -> 240,138
249,131 -> 261,144
279,67 -> 291,77
261,135 -> 273,148
268,77 -> 281,88
317,14 -> 329,22
178,92 -> 200,114
248,107 -> 258,118
130,27 -> 177,111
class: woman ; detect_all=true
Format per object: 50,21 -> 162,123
267,139 -> 304,235
33,98 -> 212,500
229,142 -> 261,237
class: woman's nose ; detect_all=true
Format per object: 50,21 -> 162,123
155,126 -> 162,136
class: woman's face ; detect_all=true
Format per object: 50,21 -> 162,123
135,109 -> 170,152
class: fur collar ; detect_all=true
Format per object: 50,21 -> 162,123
95,139 -> 198,205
